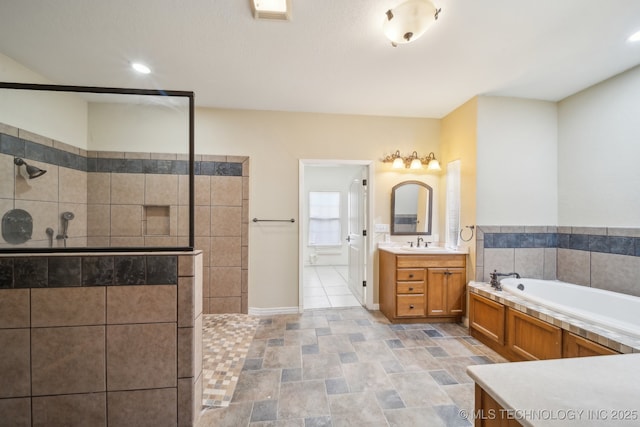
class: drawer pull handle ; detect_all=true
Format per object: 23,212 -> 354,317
409,274 -> 414,278
409,305 -> 414,309
409,287 -> 414,291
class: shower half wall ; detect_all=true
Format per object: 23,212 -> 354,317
0,122 -> 249,314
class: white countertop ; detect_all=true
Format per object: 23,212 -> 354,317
378,244 -> 468,255
467,354 -> 640,426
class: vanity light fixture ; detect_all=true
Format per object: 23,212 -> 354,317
382,150 -> 441,171
131,62 -> 151,74
383,0 -> 441,47
251,0 -> 291,20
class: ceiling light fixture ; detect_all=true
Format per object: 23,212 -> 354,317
383,150 -> 441,171
383,0 -> 441,47
251,0 -> 291,20
131,62 -> 151,74
628,30 -> 640,42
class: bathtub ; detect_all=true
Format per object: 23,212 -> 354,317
500,278 -> 640,339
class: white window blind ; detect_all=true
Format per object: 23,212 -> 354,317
308,191 -> 341,246
446,160 -> 461,249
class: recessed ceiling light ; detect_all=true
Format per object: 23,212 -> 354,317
251,0 -> 291,20
131,62 -> 151,74
628,30 -> 640,42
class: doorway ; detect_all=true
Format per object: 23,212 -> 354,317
298,160 -> 373,311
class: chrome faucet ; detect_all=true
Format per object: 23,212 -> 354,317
417,237 -> 424,248
489,270 -> 520,291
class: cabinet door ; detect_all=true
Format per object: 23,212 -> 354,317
469,293 -> 505,346
562,331 -> 619,358
507,308 -> 561,361
426,268 -> 447,316
446,268 -> 465,315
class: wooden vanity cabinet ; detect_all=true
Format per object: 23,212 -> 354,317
475,385 -> 523,427
469,293 -> 506,355
507,308 -> 562,361
379,250 -> 466,323
562,331 -> 619,357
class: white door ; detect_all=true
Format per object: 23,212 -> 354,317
347,174 -> 367,305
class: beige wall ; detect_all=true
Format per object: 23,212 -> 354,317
440,97 -> 478,282
476,96 -> 558,226
0,52 -> 89,149
558,65 -> 640,227
195,108 -> 440,309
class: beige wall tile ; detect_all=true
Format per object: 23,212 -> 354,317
557,248 -> 591,286
242,199 -> 249,224
242,292 -> 248,314
0,154 -> 14,199
106,323 -> 177,391
111,205 -> 142,236
125,152 -> 150,160
209,297 -> 241,314
31,326 -> 105,395
195,236 -> 211,268
195,206 -> 211,236
607,227 -> 640,237
178,175 -> 190,206
88,204 -> 111,236
107,285 -> 176,324
52,140 -> 80,154
0,329 -> 30,398
177,205 -> 189,237
32,393 -> 106,427
13,200 -> 58,244
31,287 -> 105,327
241,269 -> 248,294
0,122 -> 19,136
241,222 -> 249,246
0,289 -> 30,328
59,167 -> 87,204
194,314 -> 203,378
194,254 -> 203,317
178,277 -> 194,327
14,162 -> 58,202
111,173 -> 144,205
242,176 -> 249,200
145,174 -> 178,205
107,388 -> 177,427
211,206 -> 241,237
242,246 -> 248,269
211,176 -> 242,206
144,205 -> 170,235
195,175 -> 211,206
178,378 -> 194,427
97,151 -> 124,159
227,156 -> 248,163
87,173 -> 111,204
169,205 -> 179,237
572,226 -> 606,235
202,155 -> 226,162
242,158 -> 250,177
152,153 -> 177,160
18,130 -> 52,146
178,254 -> 195,277
87,236 -> 111,247
591,252 -> 640,297
109,237 -> 144,247
144,236 -> 178,247
543,248 -> 557,280
202,267 -> 210,298
58,203 -> 87,239
210,267 -> 242,297
0,397 -> 30,427
482,248 -> 515,282
514,248 -> 544,279
210,237 -> 241,267
177,327 -> 194,379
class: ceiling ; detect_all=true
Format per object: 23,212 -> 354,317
1,0 -> 640,118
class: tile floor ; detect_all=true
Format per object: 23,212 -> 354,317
198,307 -> 508,427
303,266 -> 361,309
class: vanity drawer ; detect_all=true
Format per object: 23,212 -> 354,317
397,282 -> 425,294
397,295 -> 426,317
397,269 -> 425,281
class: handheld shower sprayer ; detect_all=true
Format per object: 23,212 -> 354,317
56,212 -> 75,247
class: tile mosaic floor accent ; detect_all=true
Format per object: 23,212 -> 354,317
202,313 -> 260,407
199,307 -> 509,426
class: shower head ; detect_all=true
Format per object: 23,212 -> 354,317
62,212 -> 75,221
14,158 -> 47,179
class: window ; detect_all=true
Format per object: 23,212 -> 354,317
446,160 -> 461,248
308,191 -> 341,246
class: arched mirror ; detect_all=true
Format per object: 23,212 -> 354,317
391,180 -> 432,235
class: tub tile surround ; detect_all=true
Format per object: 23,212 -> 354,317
476,225 -> 640,298
1,123 -> 249,315
468,282 -> 640,354
0,251 -> 203,427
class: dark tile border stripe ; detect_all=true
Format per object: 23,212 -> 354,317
1,132 -> 242,176
0,254 -> 177,289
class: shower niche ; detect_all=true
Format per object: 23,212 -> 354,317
0,82 -> 195,252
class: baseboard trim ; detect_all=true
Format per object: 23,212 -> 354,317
368,303 -> 380,310
248,306 -> 301,316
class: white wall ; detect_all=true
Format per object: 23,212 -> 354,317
0,52 -> 89,148
558,65 -> 640,227
302,164 -> 364,266
195,108 -> 440,308
476,96 -> 558,225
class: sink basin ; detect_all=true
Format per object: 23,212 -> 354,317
401,246 -> 447,252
